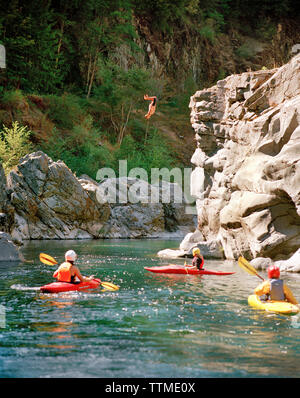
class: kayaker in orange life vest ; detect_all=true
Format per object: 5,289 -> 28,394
254,265 -> 299,306
53,250 -> 95,283
191,247 -> 204,270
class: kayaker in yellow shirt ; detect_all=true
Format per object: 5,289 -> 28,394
254,265 -> 299,306
53,250 -> 95,283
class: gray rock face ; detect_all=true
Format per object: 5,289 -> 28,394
250,249 -> 300,273
0,162 -> 7,209
1,152 -> 194,241
188,53 -> 300,261
274,248 -> 300,272
0,161 -> 13,233
7,151 -> 110,241
94,177 -> 195,238
157,228 -> 224,259
0,232 -> 22,262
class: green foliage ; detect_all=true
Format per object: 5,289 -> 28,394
199,24 -> 216,44
1,0 -> 299,181
235,43 -> 256,60
164,73 -> 197,113
0,121 -> 33,172
38,120 -> 174,181
113,130 -> 174,179
255,21 -> 277,41
45,94 -> 83,130
38,100 -> 118,179
133,0 -> 188,30
1,0 -> 298,94
39,124 -> 112,179
1,1 -> 63,93
93,56 -> 156,143
224,0 -> 294,22
1,90 -> 25,107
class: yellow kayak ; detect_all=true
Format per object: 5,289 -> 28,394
248,295 -> 300,315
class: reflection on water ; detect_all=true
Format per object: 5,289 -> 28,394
0,239 -> 300,377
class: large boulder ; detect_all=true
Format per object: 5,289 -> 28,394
250,249 -> 300,273
94,177 -> 195,238
157,228 -> 224,259
274,248 -> 300,272
0,232 -> 22,262
7,151 -> 110,241
5,153 -> 195,241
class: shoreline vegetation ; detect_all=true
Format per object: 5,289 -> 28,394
1,1 -> 299,179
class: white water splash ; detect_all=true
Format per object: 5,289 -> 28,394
10,284 -> 40,291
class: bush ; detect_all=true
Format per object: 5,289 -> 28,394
0,121 -> 33,172
235,43 -> 256,60
39,121 -> 115,179
1,90 -> 26,109
45,94 -> 83,130
112,130 -> 175,179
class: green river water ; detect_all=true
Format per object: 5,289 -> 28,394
0,239 -> 300,378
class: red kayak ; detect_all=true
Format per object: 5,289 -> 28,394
40,278 -> 101,293
144,264 -> 235,276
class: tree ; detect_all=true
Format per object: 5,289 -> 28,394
72,0 -> 136,97
94,58 -> 152,145
0,0 -> 63,93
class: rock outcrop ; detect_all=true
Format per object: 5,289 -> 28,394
250,248 -> 300,273
0,162 -> 6,207
0,161 -> 12,232
0,163 -> 22,261
7,151 -> 110,241
157,228 -> 224,259
82,176 -> 195,239
187,53 -> 300,262
2,151 -> 194,241
0,232 -> 22,262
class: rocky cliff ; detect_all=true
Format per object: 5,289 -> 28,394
186,53 -> 300,262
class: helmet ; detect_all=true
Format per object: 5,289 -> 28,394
65,250 -> 77,262
192,247 -> 201,256
268,265 -> 280,279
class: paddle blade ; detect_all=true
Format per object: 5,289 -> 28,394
101,281 -> 119,291
40,253 -> 58,266
238,257 -> 264,280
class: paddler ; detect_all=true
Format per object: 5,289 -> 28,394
53,250 -> 95,284
254,265 -> 299,306
191,247 -> 204,270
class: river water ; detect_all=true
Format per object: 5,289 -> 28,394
0,239 -> 300,378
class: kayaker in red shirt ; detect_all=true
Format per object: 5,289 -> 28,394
191,248 -> 204,270
53,250 -> 95,283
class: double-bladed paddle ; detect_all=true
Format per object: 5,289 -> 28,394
39,253 -> 119,291
238,256 -> 264,281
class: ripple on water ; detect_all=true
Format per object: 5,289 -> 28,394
0,239 -> 300,377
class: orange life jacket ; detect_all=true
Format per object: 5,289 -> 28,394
53,262 -> 73,282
